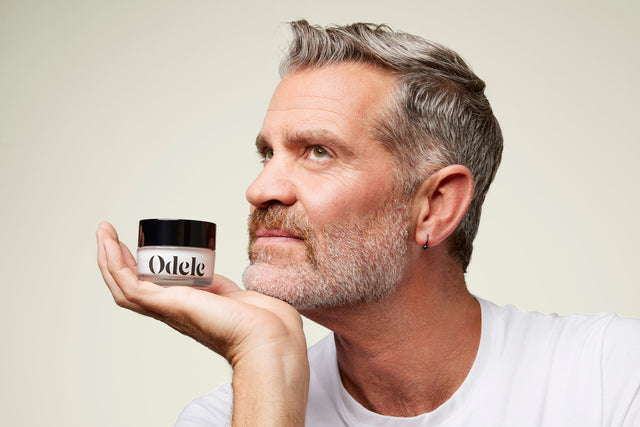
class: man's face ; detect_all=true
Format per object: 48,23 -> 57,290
243,62 -> 412,310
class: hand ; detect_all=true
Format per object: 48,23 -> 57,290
96,221 -> 305,365
96,222 -> 309,425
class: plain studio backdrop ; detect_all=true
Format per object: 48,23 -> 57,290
1,0 -> 638,425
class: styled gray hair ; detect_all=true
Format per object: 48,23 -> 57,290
280,20 -> 503,272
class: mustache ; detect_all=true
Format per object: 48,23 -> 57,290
248,206 -> 318,266
248,205 -> 314,241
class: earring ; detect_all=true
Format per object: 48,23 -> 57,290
423,234 -> 429,250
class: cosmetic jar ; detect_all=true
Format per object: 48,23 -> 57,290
137,219 -> 216,288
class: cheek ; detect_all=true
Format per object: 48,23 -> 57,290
302,193 -> 350,223
296,174 -> 392,224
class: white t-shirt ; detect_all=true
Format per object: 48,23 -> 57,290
176,298 -> 640,426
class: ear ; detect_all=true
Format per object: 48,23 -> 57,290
412,165 -> 474,248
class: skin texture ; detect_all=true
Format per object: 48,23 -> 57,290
97,62 -> 481,422
242,64 -> 413,309
247,63 -> 399,225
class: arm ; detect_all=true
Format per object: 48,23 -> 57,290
96,222 -> 309,426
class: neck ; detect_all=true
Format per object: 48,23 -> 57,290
301,253 -> 481,417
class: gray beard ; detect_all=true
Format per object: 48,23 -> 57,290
242,198 -> 411,310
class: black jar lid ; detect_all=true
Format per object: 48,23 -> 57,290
138,219 -> 216,250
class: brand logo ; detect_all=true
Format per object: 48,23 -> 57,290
148,255 -> 206,277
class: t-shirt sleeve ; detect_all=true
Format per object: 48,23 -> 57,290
601,316 -> 640,426
623,390 -> 640,427
174,383 -> 233,427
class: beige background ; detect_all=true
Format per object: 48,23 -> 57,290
1,0 -> 638,425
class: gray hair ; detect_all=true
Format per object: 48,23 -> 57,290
280,20 -> 503,272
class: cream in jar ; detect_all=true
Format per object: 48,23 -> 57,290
137,219 -> 216,288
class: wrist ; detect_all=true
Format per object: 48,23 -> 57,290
232,334 -> 310,392
231,340 -> 310,426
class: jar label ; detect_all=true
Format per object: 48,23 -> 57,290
137,247 -> 215,279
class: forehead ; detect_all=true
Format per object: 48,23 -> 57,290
260,62 -> 395,145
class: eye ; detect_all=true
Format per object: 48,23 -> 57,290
309,146 -> 330,159
262,148 -> 274,161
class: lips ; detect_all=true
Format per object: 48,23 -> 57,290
254,228 -> 303,240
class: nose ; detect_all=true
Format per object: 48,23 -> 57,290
246,159 -> 297,208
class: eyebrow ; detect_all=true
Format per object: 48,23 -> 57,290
255,129 -> 355,157
255,134 -> 269,154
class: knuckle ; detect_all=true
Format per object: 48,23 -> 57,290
112,294 -> 129,308
121,286 -> 141,305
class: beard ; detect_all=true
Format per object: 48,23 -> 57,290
242,194 -> 411,311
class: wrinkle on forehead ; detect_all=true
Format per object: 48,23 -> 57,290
267,106 -> 342,116
267,94 -> 346,118
290,94 -> 343,101
260,63 -> 396,154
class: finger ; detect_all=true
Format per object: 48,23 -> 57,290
99,226 -> 158,318
97,226 -> 134,307
98,222 -> 137,274
99,221 -> 119,241
103,233 -> 143,305
141,285 -> 261,353
97,225 -> 108,271
205,273 -> 241,295
120,241 -> 137,272
97,226 -> 125,302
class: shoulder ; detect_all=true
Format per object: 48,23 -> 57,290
600,315 -> 640,425
479,298 -> 624,348
601,314 -> 640,356
479,298 -> 640,424
175,383 -> 233,427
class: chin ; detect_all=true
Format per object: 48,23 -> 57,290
242,261 -> 399,311
242,262 -> 306,305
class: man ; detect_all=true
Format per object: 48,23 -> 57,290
97,20 -> 640,426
